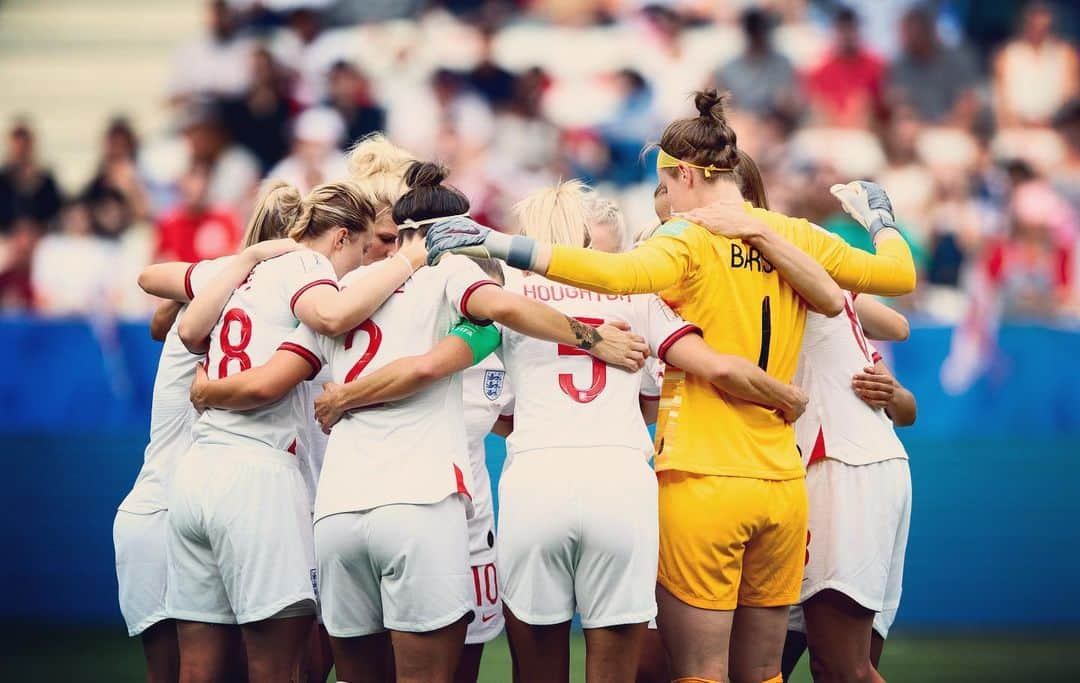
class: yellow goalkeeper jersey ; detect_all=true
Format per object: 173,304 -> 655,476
545,203 -> 916,480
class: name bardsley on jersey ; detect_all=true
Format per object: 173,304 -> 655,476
730,242 -> 775,273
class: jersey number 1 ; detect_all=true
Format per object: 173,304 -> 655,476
344,320 -> 383,382
557,316 -> 607,404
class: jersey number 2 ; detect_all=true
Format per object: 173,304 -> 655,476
344,320 -> 383,382
557,316 -> 607,404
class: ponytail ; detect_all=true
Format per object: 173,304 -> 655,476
288,181 -> 376,242
241,180 -> 301,248
734,149 -> 769,210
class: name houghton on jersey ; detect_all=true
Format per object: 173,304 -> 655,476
521,283 -> 632,303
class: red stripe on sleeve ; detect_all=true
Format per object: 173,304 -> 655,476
453,464 -> 472,499
278,342 -> 322,380
871,351 -> 883,363
657,325 -> 703,363
290,279 -> 339,315
184,262 -> 199,300
460,280 -> 500,326
807,427 -> 827,467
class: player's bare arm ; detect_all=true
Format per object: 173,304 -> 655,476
664,333 -> 808,423
177,238 -> 302,353
463,284 -> 648,372
640,396 -> 659,426
189,351 -> 311,412
852,360 -> 917,427
313,335 -> 475,432
854,295 -> 910,342
138,261 -> 196,302
678,197 -> 845,316
149,300 -> 182,342
292,240 -> 427,337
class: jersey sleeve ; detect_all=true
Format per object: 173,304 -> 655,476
277,324 -> 327,381
643,294 -> 703,362
544,222 -> 698,295
284,251 -> 340,315
185,256 -> 234,299
444,256 -> 502,325
866,341 -> 883,364
771,212 -> 917,297
639,357 -> 664,400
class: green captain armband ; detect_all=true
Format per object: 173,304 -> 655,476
449,319 -> 501,364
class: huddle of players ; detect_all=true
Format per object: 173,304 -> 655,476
114,88 -> 917,683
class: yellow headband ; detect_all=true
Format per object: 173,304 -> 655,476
657,148 -> 732,178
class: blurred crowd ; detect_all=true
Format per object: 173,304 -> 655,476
2,0 -> 1080,323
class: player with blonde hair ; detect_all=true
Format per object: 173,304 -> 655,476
425,88 -> 917,683
119,181 -> 303,683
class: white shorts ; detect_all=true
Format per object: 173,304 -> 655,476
789,457 -> 911,638
497,447 -> 658,629
466,558 -> 504,645
114,509 -> 170,636
315,495 -> 472,638
787,605 -> 896,640
166,444 -> 317,625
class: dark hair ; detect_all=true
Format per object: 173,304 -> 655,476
657,88 -> 740,182
733,150 -> 769,210
392,161 -> 471,239
835,5 -> 858,26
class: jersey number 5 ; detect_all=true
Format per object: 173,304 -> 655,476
344,320 -> 383,382
557,316 -> 607,404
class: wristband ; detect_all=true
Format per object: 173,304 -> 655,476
485,231 -> 537,271
449,320 -> 502,364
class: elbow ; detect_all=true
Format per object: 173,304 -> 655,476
136,268 -> 155,295
895,318 -> 911,342
177,320 -> 208,354
819,288 -> 845,317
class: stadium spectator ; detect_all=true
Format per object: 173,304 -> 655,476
266,106 -> 348,193
82,118 -> 151,223
223,47 -> 294,174
889,5 -> 980,127
273,6 -> 334,107
0,121 -> 62,234
1052,97 -> 1080,207
179,99 -> 260,214
0,216 -> 39,311
167,0 -> 252,105
155,162 -> 242,263
598,69 -> 662,185
985,180 -> 1078,316
715,8 -> 798,117
325,61 -> 385,150
463,28 -> 518,110
804,6 -> 887,128
994,2 -> 1079,127
31,200 -> 115,316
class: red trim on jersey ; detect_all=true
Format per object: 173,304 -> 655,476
496,413 -> 514,422
453,463 -> 472,499
287,439 -> 297,455
460,280 -> 500,326
658,325 -> 703,362
871,350 -> 883,363
278,342 -> 322,380
290,279 -> 339,315
184,262 -> 199,300
640,393 -> 661,401
808,427 -> 827,467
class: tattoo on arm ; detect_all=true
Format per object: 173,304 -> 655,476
569,317 -> 602,350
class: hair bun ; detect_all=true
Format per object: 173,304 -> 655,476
694,88 -> 730,124
404,161 -> 449,189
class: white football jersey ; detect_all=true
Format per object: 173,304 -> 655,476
192,249 -> 338,454
462,354 -> 514,556
794,292 -> 909,467
287,254 -> 499,523
499,274 -> 699,463
118,257 -> 232,514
